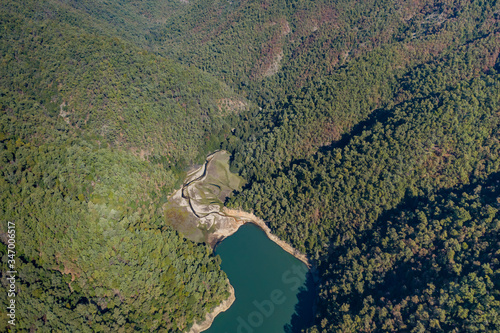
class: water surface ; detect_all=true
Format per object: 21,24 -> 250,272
206,224 -> 314,333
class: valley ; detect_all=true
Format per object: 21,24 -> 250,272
1,0 -> 499,332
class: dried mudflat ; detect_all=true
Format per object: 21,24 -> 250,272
164,150 -> 246,244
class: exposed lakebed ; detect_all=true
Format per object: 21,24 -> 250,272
166,151 -> 315,332
165,150 -> 246,245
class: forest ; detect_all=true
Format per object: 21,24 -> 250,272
1,0 -> 500,332
0,0 -> 237,331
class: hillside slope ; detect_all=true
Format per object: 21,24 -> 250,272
223,1 -> 500,332
1,0 -> 500,332
0,0 -> 246,331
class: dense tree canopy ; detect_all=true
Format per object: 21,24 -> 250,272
1,0 -> 499,332
0,0 -> 236,331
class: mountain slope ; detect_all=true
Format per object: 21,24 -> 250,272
0,1 -> 245,331
1,0 -> 500,332
310,172 -> 500,332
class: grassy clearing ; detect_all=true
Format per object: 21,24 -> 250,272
203,151 -> 246,202
164,204 -> 205,242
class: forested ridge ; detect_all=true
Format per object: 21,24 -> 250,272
226,23 -> 500,332
312,172 -> 500,332
223,0 -> 500,331
228,33 -> 500,252
1,0 -> 500,332
0,0 -> 239,331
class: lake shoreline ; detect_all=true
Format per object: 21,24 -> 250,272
214,207 -> 311,268
187,281 -> 235,333
189,209 -> 313,333
172,151 -> 312,332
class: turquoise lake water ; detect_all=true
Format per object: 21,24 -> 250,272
205,223 -> 314,333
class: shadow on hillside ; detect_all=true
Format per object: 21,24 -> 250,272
328,170 -> 500,314
318,106 -> 393,154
